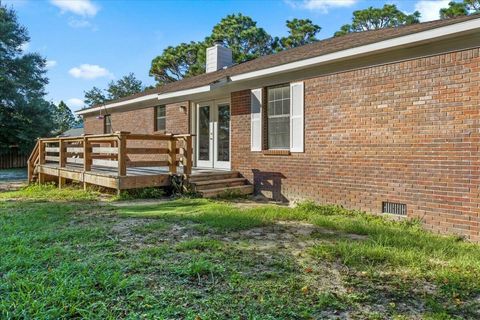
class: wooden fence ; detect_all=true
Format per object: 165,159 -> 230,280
0,148 -> 28,169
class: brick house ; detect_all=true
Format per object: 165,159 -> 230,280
77,16 -> 480,241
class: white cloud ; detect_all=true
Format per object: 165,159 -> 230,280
46,60 -> 57,69
66,98 -> 85,109
68,18 -> 92,28
415,0 -> 450,21
50,0 -> 99,17
286,0 -> 358,13
69,64 -> 113,79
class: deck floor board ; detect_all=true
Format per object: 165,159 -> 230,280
42,162 -> 230,177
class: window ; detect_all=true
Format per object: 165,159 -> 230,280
104,115 -> 112,134
155,105 -> 166,131
267,84 -> 290,149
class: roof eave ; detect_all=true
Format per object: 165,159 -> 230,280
76,17 -> 480,116
230,17 -> 480,82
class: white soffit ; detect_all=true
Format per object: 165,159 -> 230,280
157,85 -> 211,101
76,93 -> 158,115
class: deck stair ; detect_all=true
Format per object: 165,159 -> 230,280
188,171 -> 253,198
27,140 -> 40,183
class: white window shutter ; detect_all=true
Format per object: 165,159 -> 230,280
251,88 -> 262,151
290,82 -> 304,152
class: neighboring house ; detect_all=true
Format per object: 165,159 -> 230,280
77,15 -> 480,241
59,125 -> 84,137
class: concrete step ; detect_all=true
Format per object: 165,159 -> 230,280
193,178 -> 247,191
189,171 -> 239,182
200,185 -> 254,198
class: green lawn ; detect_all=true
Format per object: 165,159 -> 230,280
1,185 -> 479,319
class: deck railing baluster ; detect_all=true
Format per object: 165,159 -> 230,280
117,133 -> 127,176
168,137 -> 177,174
38,139 -> 45,183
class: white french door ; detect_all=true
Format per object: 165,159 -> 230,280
196,101 -> 231,169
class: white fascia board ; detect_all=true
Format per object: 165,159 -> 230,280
230,18 -> 480,82
157,85 -> 211,101
76,93 -> 158,115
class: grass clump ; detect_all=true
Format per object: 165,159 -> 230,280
0,183 -> 99,201
176,238 -> 223,251
131,220 -> 170,235
176,258 -> 225,278
116,187 -> 165,200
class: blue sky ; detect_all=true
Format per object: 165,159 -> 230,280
5,0 -> 452,111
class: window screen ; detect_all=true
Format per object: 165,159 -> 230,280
267,85 -> 290,149
155,105 -> 166,131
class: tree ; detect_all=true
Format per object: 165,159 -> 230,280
276,19 -> 321,51
149,42 -> 206,84
107,73 -> 144,100
0,3 -> 54,153
149,14 -> 322,85
207,13 -> 274,63
83,74 -> 144,108
52,101 -> 77,135
440,0 -> 480,18
334,4 -> 421,36
84,86 -> 106,107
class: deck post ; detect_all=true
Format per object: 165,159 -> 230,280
83,136 -> 91,190
184,135 -> 193,175
118,133 -> 127,176
38,139 -> 45,184
168,138 -> 177,174
58,139 -> 66,189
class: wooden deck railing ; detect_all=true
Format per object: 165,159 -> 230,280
27,140 -> 40,182
29,132 -> 193,184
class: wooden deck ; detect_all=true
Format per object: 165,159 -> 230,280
28,132 -> 200,192
37,162 -> 231,190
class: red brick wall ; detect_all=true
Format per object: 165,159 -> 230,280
166,102 -> 189,134
83,102 -> 189,135
231,48 -> 480,241
83,114 -> 104,135
82,102 -> 190,162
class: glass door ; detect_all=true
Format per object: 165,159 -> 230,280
195,101 -> 231,169
196,103 -> 213,168
213,103 -> 230,169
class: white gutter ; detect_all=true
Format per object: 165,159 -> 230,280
76,93 -> 158,115
157,85 -> 211,101
77,17 -> 480,116
230,18 -> 480,82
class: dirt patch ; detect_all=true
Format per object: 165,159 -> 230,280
108,198 -> 171,207
109,217 -> 203,249
229,197 -> 290,209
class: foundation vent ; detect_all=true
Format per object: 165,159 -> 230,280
382,202 -> 407,216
